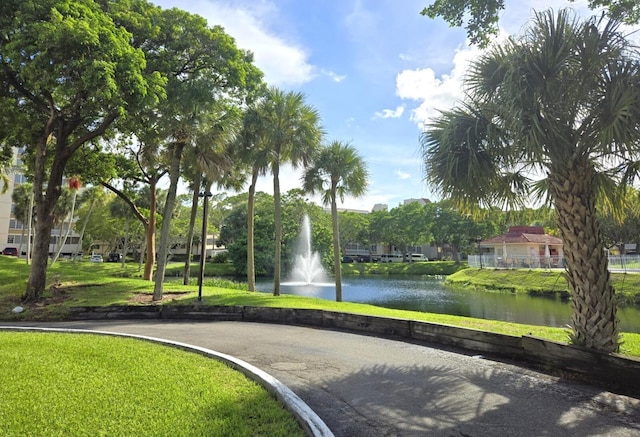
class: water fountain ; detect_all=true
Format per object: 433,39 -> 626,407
283,215 -> 333,288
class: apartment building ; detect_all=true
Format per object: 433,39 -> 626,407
0,147 -> 81,257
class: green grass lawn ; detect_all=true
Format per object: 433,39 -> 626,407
1,256 -> 639,357
446,268 -> 640,305
0,331 -> 303,437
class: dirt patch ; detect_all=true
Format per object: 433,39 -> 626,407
128,292 -> 189,304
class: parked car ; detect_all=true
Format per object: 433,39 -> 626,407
341,256 -> 354,263
107,253 -> 122,262
405,253 -> 426,262
90,254 -> 103,263
2,247 -> 18,256
380,254 -> 403,263
356,255 -> 371,263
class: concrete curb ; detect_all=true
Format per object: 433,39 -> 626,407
0,326 -> 334,437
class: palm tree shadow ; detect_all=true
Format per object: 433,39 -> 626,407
314,360 -> 636,436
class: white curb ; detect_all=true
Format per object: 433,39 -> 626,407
0,326 -> 334,437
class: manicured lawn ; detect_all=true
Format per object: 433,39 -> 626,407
1,257 -> 639,356
446,267 -> 640,305
0,331 -> 304,437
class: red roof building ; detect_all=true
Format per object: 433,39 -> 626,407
479,226 -> 563,268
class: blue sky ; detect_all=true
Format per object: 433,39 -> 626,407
154,0 -> 624,211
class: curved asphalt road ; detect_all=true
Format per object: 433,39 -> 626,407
11,320 -> 640,437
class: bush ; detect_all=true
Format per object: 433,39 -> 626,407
211,252 -> 229,263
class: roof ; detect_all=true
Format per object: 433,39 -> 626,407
481,226 -> 562,245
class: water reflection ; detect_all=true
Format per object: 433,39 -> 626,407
256,275 -> 640,333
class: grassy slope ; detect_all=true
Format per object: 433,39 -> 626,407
446,268 -> 640,305
1,257 -> 638,357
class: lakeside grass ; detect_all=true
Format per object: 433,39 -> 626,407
1,256 -> 638,357
0,331 -> 303,437
446,268 -> 640,305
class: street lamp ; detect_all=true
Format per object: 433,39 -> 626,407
198,190 -> 213,301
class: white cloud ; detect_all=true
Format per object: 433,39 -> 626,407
396,45 -> 481,128
323,70 -> 347,83
395,170 -> 411,180
156,0 -> 316,87
373,106 -> 405,119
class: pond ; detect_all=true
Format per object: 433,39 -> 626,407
256,275 -> 640,333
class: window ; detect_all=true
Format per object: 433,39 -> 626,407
7,235 -> 15,244
9,219 -> 23,230
13,174 -> 27,184
16,147 -> 25,165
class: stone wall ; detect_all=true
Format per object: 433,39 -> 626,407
68,304 -> 640,398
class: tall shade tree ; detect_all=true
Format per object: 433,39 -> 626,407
421,0 -> 640,47
148,9 -> 262,301
245,87 -> 324,296
420,9 -> 640,353
303,141 -> 368,301
0,0 -> 163,301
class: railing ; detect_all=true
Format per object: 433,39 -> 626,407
468,254 -> 640,272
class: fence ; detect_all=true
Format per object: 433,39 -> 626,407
468,254 -> 640,272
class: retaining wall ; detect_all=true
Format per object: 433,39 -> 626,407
68,304 -> 640,398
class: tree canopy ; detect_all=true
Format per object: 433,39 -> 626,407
0,0 -> 165,300
421,0 -> 640,47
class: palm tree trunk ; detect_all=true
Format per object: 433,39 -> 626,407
184,173 -> 202,285
330,185 -> 342,302
51,188 -> 78,265
143,179 -> 158,281
75,196 -> 96,261
19,207 -> 27,261
121,218 -> 129,267
26,189 -> 34,264
247,167 -> 259,292
273,161 -> 282,296
550,163 -> 619,352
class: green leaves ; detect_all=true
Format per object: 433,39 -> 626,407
302,140 -> 369,205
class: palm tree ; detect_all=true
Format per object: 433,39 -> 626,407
236,106 -> 272,291
302,141 -> 368,301
180,111 -> 242,285
245,87 -> 324,296
420,9 -> 640,353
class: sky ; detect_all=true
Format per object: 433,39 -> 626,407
152,0 -> 622,211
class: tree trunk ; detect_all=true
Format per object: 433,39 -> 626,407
330,185 -> 342,302
273,161 -> 281,296
550,162 -> 619,353
18,208 -> 27,260
153,141 -> 185,301
121,218 -> 129,267
183,173 -> 202,285
51,188 -> 78,265
247,167 -> 259,292
26,189 -> 34,265
143,179 -> 158,281
25,135 -> 66,301
75,196 -> 96,260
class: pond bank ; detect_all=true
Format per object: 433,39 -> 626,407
341,260 -> 465,276
446,268 -> 640,306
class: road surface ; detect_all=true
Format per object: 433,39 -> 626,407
9,320 -> 640,436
